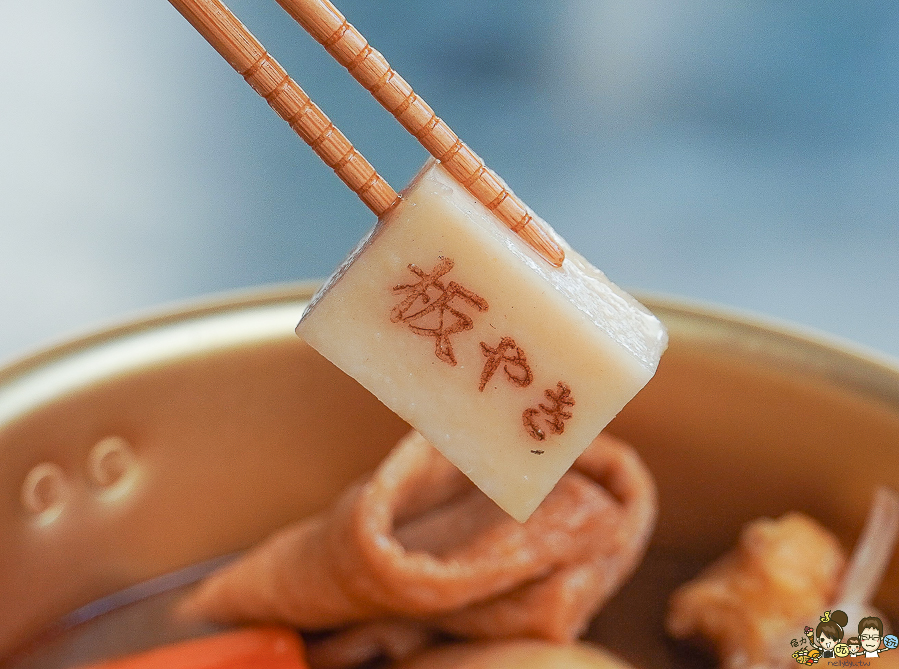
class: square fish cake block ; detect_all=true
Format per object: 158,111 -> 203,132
297,160 -> 667,522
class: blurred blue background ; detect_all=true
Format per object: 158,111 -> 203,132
0,0 -> 897,363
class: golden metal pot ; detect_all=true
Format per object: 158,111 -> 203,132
1,285 -> 896,667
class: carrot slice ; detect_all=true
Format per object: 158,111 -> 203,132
78,627 -> 308,669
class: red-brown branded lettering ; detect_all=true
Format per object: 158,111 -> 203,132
478,337 -> 533,391
392,258 -> 488,365
523,382 -> 575,441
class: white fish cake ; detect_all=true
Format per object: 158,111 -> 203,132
297,160 -> 667,522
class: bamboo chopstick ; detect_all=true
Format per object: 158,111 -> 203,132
168,0 -> 398,218
168,0 -> 564,267
274,0 -> 565,268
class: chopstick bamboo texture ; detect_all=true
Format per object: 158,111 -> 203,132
168,0 -> 398,216
167,0 -> 565,267
276,0 -> 564,267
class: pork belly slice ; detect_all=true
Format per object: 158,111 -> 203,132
667,513 -> 846,669
667,489 -> 899,669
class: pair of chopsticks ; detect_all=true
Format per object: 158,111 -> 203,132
167,0 -> 565,268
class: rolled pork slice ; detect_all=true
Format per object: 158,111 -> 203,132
181,431 -> 657,654
296,159 -> 667,522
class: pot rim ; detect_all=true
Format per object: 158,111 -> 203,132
1,283 -> 896,420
